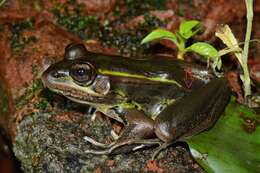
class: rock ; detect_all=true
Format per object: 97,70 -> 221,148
13,110 -> 204,173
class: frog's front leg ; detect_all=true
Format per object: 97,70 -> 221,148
84,108 -> 162,154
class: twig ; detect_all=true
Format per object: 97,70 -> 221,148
242,0 -> 253,98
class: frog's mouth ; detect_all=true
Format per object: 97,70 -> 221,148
50,84 -> 106,104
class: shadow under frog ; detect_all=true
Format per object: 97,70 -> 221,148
41,43 -> 231,159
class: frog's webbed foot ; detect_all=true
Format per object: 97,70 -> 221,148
84,122 -> 172,159
84,137 -> 174,161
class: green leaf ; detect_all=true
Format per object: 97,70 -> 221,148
216,58 -> 222,70
212,57 -> 222,71
179,20 -> 201,39
187,42 -> 218,58
187,100 -> 260,173
141,28 -> 178,46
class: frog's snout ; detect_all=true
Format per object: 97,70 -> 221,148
41,63 -> 69,89
50,70 -> 64,79
48,69 -> 69,80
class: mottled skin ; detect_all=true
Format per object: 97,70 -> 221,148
41,43 -> 231,157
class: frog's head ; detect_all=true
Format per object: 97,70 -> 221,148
41,43 -> 116,105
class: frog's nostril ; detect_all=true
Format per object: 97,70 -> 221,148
51,71 -> 59,78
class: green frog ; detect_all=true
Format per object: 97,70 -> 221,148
41,43 -> 231,158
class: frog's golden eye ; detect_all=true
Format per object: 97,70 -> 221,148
70,63 -> 96,86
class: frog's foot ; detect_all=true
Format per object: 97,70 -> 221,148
84,137 -> 173,160
83,123 -> 155,150
151,142 -> 173,160
84,138 -> 162,155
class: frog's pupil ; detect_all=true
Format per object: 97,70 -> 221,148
77,68 -> 86,76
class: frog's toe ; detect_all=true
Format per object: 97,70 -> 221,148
111,129 -> 120,140
85,148 -> 111,155
151,142 -> 173,160
83,136 -> 115,148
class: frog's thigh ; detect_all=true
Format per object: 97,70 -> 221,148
153,77 -> 231,143
116,108 -> 155,140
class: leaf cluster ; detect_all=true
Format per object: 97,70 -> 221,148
141,20 -> 218,60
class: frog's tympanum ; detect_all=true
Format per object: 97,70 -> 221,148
41,43 -> 231,158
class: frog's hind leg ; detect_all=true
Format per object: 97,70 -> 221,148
84,108 -> 159,154
84,138 -> 162,155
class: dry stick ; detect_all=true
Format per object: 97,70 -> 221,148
242,0 -> 253,99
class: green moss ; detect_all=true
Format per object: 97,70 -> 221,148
16,79 -> 44,107
52,5 -> 100,40
52,2 -> 167,55
177,0 -> 194,6
67,0 -> 76,4
31,64 -> 39,76
31,79 -> 43,93
124,0 -> 166,14
99,14 -> 165,55
0,82 -> 9,115
35,100 -> 50,111
10,18 -> 37,52
176,9 -> 185,17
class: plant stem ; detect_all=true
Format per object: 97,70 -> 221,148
242,0 -> 253,99
218,47 -> 242,57
177,51 -> 184,60
0,0 -> 6,7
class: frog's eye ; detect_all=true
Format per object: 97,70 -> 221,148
65,43 -> 88,60
70,63 -> 96,86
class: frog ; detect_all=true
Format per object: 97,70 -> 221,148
41,43 -> 231,159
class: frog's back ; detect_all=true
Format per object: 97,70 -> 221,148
82,53 -> 215,118
84,52 -> 214,89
